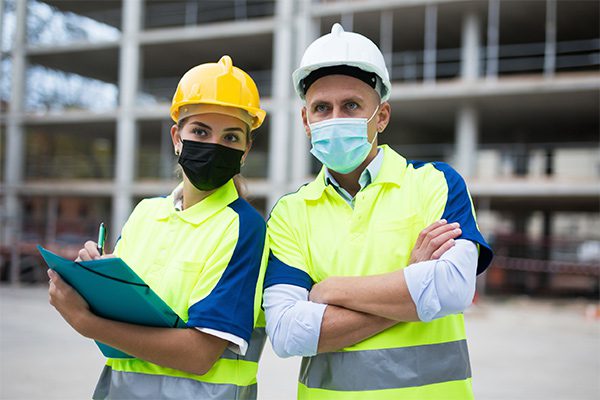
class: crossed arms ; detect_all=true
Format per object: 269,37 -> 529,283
264,220 -> 479,356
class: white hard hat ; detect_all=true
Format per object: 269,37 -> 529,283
292,23 -> 392,102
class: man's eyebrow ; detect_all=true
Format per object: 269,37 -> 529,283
308,99 -> 332,107
340,95 -> 365,103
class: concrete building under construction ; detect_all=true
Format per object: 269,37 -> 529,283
1,0 -> 599,294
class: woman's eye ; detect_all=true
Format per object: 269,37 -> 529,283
192,128 -> 208,136
224,134 -> 239,142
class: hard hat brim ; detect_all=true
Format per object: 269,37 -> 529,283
293,61 -> 391,102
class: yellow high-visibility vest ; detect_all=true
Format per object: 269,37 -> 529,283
266,145 -> 492,399
96,180 -> 268,400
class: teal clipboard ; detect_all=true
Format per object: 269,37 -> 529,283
38,246 -> 187,358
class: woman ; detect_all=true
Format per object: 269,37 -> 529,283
47,56 -> 269,400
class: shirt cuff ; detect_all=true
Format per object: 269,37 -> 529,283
263,284 -> 327,357
403,239 -> 478,322
195,327 -> 248,356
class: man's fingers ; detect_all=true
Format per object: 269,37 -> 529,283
427,222 -> 460,240
431,239 -> 456,259
427,227 -> 462,251
415,219 -> 447,248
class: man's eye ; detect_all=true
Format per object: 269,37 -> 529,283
315,104 -> 328,112
346,102 -> 359,111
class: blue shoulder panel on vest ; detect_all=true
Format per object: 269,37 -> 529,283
430,162 -> 493,274
264,252 -> 314,291
187,198 -> 266,342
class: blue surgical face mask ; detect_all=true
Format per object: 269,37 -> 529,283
308,106 -> 379,174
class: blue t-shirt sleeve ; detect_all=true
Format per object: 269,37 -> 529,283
264,197 -> 315,291
186,199 -> 266,343
264,251 -> 314,291
433,162 -> 494,275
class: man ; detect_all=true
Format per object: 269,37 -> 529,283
263,24 -> 493,399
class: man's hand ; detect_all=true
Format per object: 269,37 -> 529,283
409,220 -> 461,264
309,278 -> 336,304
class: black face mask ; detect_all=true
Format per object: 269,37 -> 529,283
178,140 -> 244,191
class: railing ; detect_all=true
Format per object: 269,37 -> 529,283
144,0 -> 275,29
484,232 -> 600,296
389,143 -> 599,181
390,38 -> 600,82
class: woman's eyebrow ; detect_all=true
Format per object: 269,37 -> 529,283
189,121 -> 212,130
224,127 -> 245,133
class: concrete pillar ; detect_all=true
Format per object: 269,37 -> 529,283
341,12 -> 353,32
112,0 -> 141,243
461,11 -> 481,81
267,0 -> 294,211
379,11 -> 393,77
184,0 -> 199,26
4,0 -> 27,284
455,104 -> 478,178
544,0 -> 557,77
423,4 -> 437,84
486,0 -> 500,80
289,0 -> 318,193
0,0 -> 5,51
457,10 -> 481,179
160,120 -> 174,179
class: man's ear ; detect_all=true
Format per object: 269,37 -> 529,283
377,102 -> 391,133
301,106 -> 311,139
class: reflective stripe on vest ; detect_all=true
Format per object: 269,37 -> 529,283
93,366 -> 257,400
300,339 -> 471,391
221,327 -> 266,363
95,328 -> 266,399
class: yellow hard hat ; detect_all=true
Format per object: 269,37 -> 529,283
170,56 -> 266,130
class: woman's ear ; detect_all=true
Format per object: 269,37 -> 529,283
241,140 -> 253,165
170,124 -> 181,155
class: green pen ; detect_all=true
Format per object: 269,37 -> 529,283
97,222 -> 107,256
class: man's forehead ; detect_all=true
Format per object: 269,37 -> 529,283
305,75 -> 377,103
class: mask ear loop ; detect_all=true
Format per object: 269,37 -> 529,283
366,104 -> 380,124
367,105 -> 381,146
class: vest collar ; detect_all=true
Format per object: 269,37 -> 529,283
302,145 -> 407,201
154,179 -> 238,225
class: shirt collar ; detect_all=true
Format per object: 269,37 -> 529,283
324,147 -> 384,193
154,179 -> 239,225
302,145 -> 407,201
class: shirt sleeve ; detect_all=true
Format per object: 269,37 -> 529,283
196,327 -> 248,356
403,239 -> 478,322
264,199 -> 314,290
263,284 -> 327,358
427,163 -> 493,274
186,204 -> 267,344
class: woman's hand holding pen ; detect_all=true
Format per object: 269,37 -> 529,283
75,240 -> 115,261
